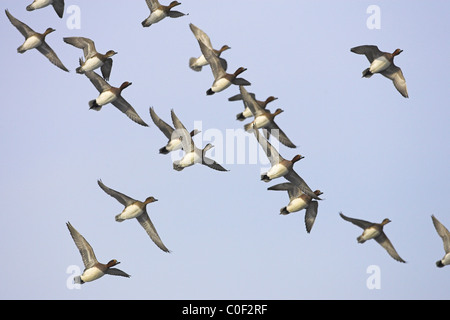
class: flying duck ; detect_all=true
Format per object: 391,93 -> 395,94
149,107 -> 200,154
63,36 -> 117,81
189,23 -> 250,95
142,0 -> 187,27
66,221 -> 130,284
97,180 -> 170,253
268,182 -> 323,233
351,45 -> 408,98
84,70 -> 148,126
171,109 -> 228,172
5,9 -> 68,72
339,212 -> 406,263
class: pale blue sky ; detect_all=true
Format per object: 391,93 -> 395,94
1,0 -> 449,300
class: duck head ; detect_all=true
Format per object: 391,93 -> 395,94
291,154 -> 304,163
273,108 -> 284,116
105,50 -> 118,57
233,67 -> 247,76
119,81 -> 132,92
106,259 -> 120,268
202,143 -> 214,153
219,45 -> 231,53
144,196 -> 158,204
381,218 -> 391,225
392,48 -> 403,56
169,1 -> 182,8
43,27 -> 56,36
265,96 -> 278,105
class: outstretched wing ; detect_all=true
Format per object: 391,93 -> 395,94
66,222 -> 98,269
136,211 -> 171,253
97,179 -> 136,207
339,212 -> 373,230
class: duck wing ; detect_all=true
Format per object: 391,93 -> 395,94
112,96 -> 149,127
381,64 -> 408,98
375,232 -> 406,263
284,170 -> 318,200
100,58 -> 113,81
265,121 -> 296,148
84,70 -> 111,92
171,109 -> 195,152
5,9 -> 34,38
97,179 -> 136,207
145,0 -> 160,12
63,36 -> 97,59
432,215 -> 450,254
240,85 -> 264,116
253,127 -> 283,165
339,212 -> 373,229
36,41 -> 69,72
105,268 -> 131,278
66,222 -> 98,269
350,45 -> 383,63
149,107 -> 174,139
267,182 -> 301,201
202,156 -> 229,172
305,201 -> 319,233
136,211 -> 171,253
52,0 -> 65,18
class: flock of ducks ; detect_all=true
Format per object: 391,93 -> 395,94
6,0 -> 448,285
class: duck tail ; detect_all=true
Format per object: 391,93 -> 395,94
357,236 -> 366,243
115,214 -> 125,222
436,260 -> 444,268
236,112 -> 246,121
26,4 -> 35,11
76,57 -> 85,74
260,174 -> 271,182
89,100 -> 102,111
159,146 -> 169,154
280,207 -> 289,215
189,58 -> 202,72
362,68 -> 373,78
244,122 -> 254,132
173,161 -> 184,171
73,276 -> 83,284
206,88 -> 215,95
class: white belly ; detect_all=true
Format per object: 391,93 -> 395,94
266,163 -> 289,180
149,9 -> 167,24
81,267 -> 104,283
194,55 -> 208,67
21,36 -> 42,51
166,139 -> 183,152
242,107 -> 252,118
370,56 -> 390,73
119,204 -> 144,220
360,227 -> 381,241
29,0 -> 53,10
442,253 -> 450,266
211,77 -> 232,93
253,115 -> 270,129
179,152 -> 199,167
81,56 -> 103,72
96,91 -> 117,106
286,197 -> 308,213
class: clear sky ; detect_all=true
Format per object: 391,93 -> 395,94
1,0 -> 449,300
